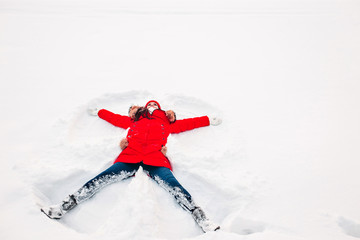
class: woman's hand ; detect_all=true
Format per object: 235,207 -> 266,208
120,138 -> 129,150
209,117 -> 222,126
166,110 -> 176,123
128,105 -> 141,119
87,107 -> 99,116
161,146 -> 167,156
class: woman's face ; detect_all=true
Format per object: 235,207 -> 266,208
146,101 -> 159,110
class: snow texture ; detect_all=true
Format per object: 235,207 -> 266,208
1,0 -> 360,240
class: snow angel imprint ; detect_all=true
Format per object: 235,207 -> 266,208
41,100 -> 222,233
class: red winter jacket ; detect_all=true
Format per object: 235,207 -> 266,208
98,109 -> 210,170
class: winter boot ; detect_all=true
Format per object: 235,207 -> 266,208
41,195 -> 77,219
191,207 -> 220,232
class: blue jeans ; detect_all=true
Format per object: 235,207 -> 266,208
73,162 -> 195,212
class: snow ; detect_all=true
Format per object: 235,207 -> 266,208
1,0 -> 360,239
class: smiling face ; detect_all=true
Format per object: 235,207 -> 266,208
146,101 -> 159,110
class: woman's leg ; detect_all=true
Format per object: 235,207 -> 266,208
74,162 -> 140,203
143,165 -> 220,232
143,165 -> 195,212
41,162 -> 140,219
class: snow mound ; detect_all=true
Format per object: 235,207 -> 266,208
338,217 -> 360,238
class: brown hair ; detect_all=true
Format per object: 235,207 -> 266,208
134,107 -> 151,121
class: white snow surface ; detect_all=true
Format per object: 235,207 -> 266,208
1,0 -> 360,239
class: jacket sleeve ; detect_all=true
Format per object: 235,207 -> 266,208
169,116 -> 210,134
98,109 -> 132,129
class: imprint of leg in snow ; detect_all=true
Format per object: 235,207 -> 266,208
60,180 -> 130,234
32,169 -> 92,203
338,217 -> 360,238
222,212 -> 266,235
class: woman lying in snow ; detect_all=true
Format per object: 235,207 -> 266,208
41,100 -> 222,232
